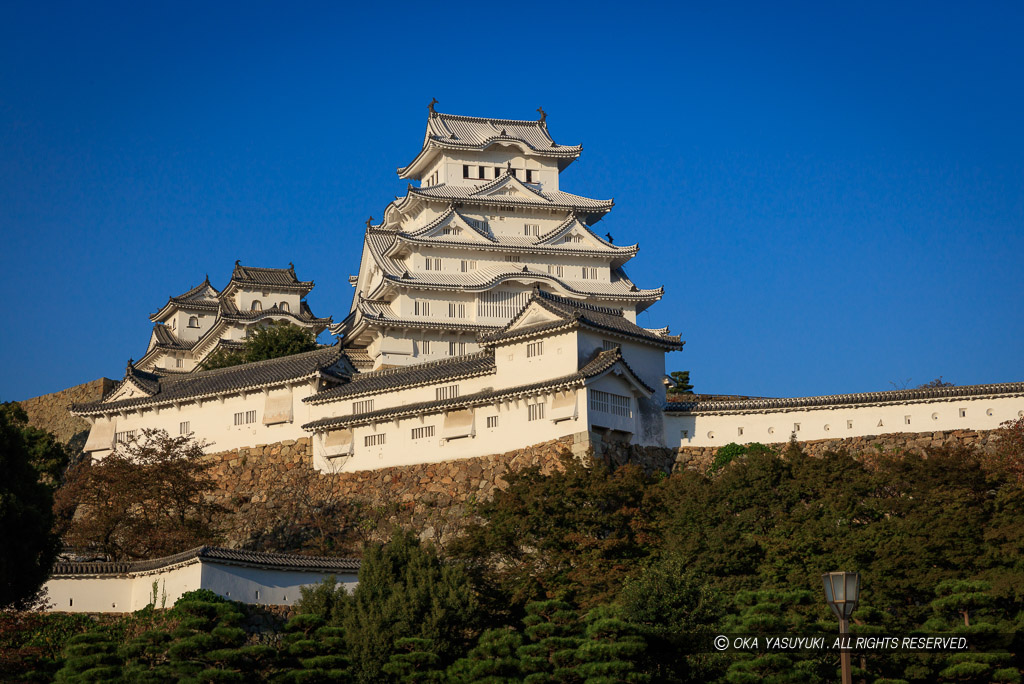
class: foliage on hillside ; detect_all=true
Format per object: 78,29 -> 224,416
200,321 -> 318,370
9,418 -> 1024,682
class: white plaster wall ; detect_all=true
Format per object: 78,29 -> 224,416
440,150 -> 560,192
85,379 -> 321,459
313,390 -> 582,473
199,564 -> 357,606
44,562 -> 357,613
45,563 -> 201,613
666,394 -> 1024,448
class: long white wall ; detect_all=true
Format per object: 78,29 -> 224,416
666,393 -> 1024,449
44,561 -> 358,613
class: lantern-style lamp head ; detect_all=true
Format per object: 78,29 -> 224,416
822,571 -> 860,621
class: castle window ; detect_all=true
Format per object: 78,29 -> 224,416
527,341 -> 544,358
905,415 -> 912,425
414,300 -> 431,316
411,426 -> 435,440
420,340 -> 431,354
959,408 -> 967,418
590,390 -> 631,418
448,341 -> 466,356
449,302 -> 466,318
460,260 -> 477,272
486,416 -> 499,429
114,430 -> 136,445
564,234 -> 583,244
525,169 -> 536,183
547,264 -> 564,277
441,227 -> 461,236
847,420 -> 853,429
251,300 -> 262,311
493,166 -> 502,179
234,410 -> 256,426
279,302 -> 290,312
180,421 -> 190,435
436,384 -> 459,401
527,403 -> 545,421
737,427 -> 744,436
505,255 -> 521,262
424,258 -> 442,271
364,433 -> 386,447
581,267 -> 599,280
175,358 -> 184,368
188,316 -> 199,328
602,340 -> 617,351
463,165 -> 470,179
524,224 -> 540,237
352,399 -> 374,414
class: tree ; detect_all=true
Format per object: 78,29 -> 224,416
517,599 -> 582,683
618,557 -> 723,683
669,371 -> 694,395
447,628 -> 524,683
201,321 -> 318,370
574,604 -> 649,683
0,404 -> 61,609
53,429 -> 224,560
0,402 -> 71,487
342,531 -> 481,683
917,377 -> 954,388
450,458 -> 658,612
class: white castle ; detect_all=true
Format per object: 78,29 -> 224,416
73,107 -> 1024,470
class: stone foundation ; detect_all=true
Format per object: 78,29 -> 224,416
672,427 -> 1003,472
18,378 -> 116,451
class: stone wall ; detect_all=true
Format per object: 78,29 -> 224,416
672,427 -> 1003,472
197,426 -> 1003,554
18,378 -> 115,450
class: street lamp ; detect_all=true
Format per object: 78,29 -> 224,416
822,571 -> 860,684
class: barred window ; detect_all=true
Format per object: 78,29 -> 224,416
486,416 -> 499,428
352,399 -> 374,414
602,339 -> 617,350
478,290 -> 530,319
581,266 -> 599,280
424,258 -> 442,271
449,302 -> 466,318
411,426 -> 435,440
527,341 -> 543,358
524,224 -> 540,237
547,264 -> 564,277
234,410 -> 257,426
115,430 -> 136,444
527,403 -> 545,421
364,433 -> 386,447
590,390 -> 631,418
448,341 -> 467,356
505,255 -> 521,262
436,384 -> 459,401
564,234 -> 583,244
179,421 -> 190,435
441,227 -> 460,236
414,300 -> 431,316
460,260 -> 477,272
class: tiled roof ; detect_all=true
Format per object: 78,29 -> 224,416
342,347 -> 374,370
149,277 -> 220,321
227,262 -> 313,290
306,351 -> 497,404
356,299 -> 499,333
218,297 -> 332,327
398,111 -> 582,178
302,347 -> 648,431
408,180 -> 613,212
151,324 -> 193,350
664,382 -> 1024,414
72,346 -> 347,415
478,289 -> 683,349
51,546 -> 360,576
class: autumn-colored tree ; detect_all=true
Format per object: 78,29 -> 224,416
53,429 -> 224,560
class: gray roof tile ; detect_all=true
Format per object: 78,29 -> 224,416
52,545 -> 360,576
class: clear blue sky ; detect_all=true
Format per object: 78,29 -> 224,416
2,1 -> 1022,401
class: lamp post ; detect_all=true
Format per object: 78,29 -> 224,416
822,571 -> 860,684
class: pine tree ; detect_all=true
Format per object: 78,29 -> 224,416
574,604 -> 649,684
54,629 -> 124,683
343,531 -> 479,683
275,613 -> 351,683
517,599 -> 582,683
447,628 -> 523,683
382,637 -> 444,682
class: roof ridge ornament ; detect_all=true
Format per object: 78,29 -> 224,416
428,97 -> 438,116
366,216 -> 374,229
537,106 -> 547,123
